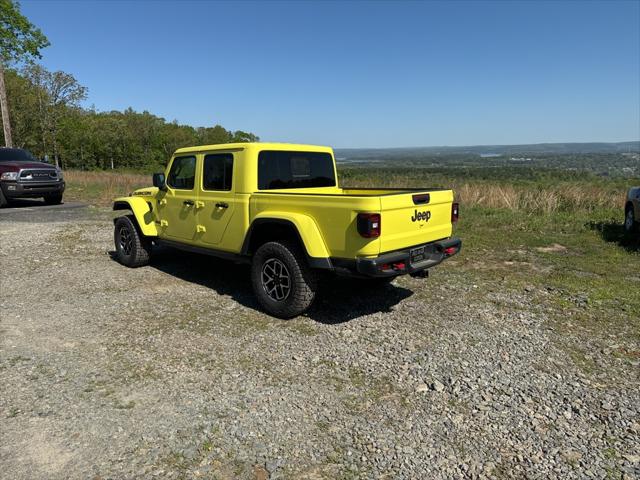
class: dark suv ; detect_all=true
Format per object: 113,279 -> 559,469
0,148 -> 65,207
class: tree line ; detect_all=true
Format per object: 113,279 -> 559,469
1,1 -> 258,171
4,65 -> 259,171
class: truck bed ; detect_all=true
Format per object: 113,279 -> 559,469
250,187 -> 454,258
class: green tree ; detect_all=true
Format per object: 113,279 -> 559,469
3,67 -> 40,151
0,0 -> 49,146
23,64 -> 87,166
231,130 -> 259,143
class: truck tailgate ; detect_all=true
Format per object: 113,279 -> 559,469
379,189 -> 454,253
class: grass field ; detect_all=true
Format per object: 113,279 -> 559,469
63,166 -> 640,373
64,170 -> 149,205
65,166 -> 632,213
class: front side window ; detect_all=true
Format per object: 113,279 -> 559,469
167,156 -> 196,190
258,151 -> 336,190
203,153 -> 233,191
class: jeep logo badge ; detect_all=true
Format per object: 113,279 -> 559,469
411,209 -> 431,222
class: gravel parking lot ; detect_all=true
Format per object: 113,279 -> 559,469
1,204 -> 638,479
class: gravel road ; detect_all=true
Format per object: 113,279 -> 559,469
0,205 -> 638,479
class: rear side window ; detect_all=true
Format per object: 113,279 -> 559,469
203,153 -> 233,191
258,151 -> 336,190
167,156 -> 196,190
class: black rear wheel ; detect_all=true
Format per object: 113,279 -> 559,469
114,215 -> 151,267
251,240 -> 317,319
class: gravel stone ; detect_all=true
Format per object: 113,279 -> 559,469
430,380 -> 445,392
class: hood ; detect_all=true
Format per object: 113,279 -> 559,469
0,161 -> 56,170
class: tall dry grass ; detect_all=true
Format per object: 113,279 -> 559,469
453,183 -> 621,213
64,170 -> 149,205
344,174 -> 625,214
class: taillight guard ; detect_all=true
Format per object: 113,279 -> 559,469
451,202 -> 459,223
357,213 -> 381,238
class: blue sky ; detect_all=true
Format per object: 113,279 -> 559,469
23,0 -> 640,148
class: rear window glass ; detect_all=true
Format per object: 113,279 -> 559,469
258,151 -> 336,190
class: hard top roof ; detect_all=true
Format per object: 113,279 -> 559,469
174,142 -> 333,155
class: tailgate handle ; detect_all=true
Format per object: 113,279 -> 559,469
412,193 -> 430,205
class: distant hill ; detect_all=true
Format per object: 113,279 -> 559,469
335,141 -> 640,160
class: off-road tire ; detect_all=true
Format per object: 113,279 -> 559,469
44,193 -> 63,205
114,215 -> 152,268
251,240 -> 318,319
625,206 -> 637,233
0,189 -> 7,208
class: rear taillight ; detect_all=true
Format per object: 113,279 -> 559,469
357,213 -> 381,238
451,202 -> 459,223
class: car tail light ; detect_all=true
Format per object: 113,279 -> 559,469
379,262 -> 405,272
451,202 -> 459,223
357,213 -> 381,238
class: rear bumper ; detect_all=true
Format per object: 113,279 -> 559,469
1,180 -> 65,198
329,237 -> 462,278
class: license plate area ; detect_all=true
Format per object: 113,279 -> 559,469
410,246 -> 426,265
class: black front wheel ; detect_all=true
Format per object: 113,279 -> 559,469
114,215 -> 152,267
251,240 -> 318,319
44,193 -> 63,205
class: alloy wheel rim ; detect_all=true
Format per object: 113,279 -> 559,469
261,258 -> 291,301
625,210 -> 633,230
119,226 -> 133,255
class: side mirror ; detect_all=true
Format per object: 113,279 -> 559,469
152,173 -> 166,190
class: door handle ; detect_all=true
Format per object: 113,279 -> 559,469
215,202 -> 229,209
183,200 -> 194,206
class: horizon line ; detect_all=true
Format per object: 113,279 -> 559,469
331,140 -> 640,150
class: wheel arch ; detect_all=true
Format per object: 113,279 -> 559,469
113,196 -> 158,237
242,214 -> 331,268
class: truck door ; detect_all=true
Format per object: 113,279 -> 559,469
157,155 -> 199,243
196,152 -> 236,245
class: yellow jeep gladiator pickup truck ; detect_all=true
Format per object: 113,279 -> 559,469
113,143 -> 461,318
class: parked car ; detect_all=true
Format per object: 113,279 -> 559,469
625,186 -> 640,233
0,148 -> 65,207
112,143 -> 461,318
